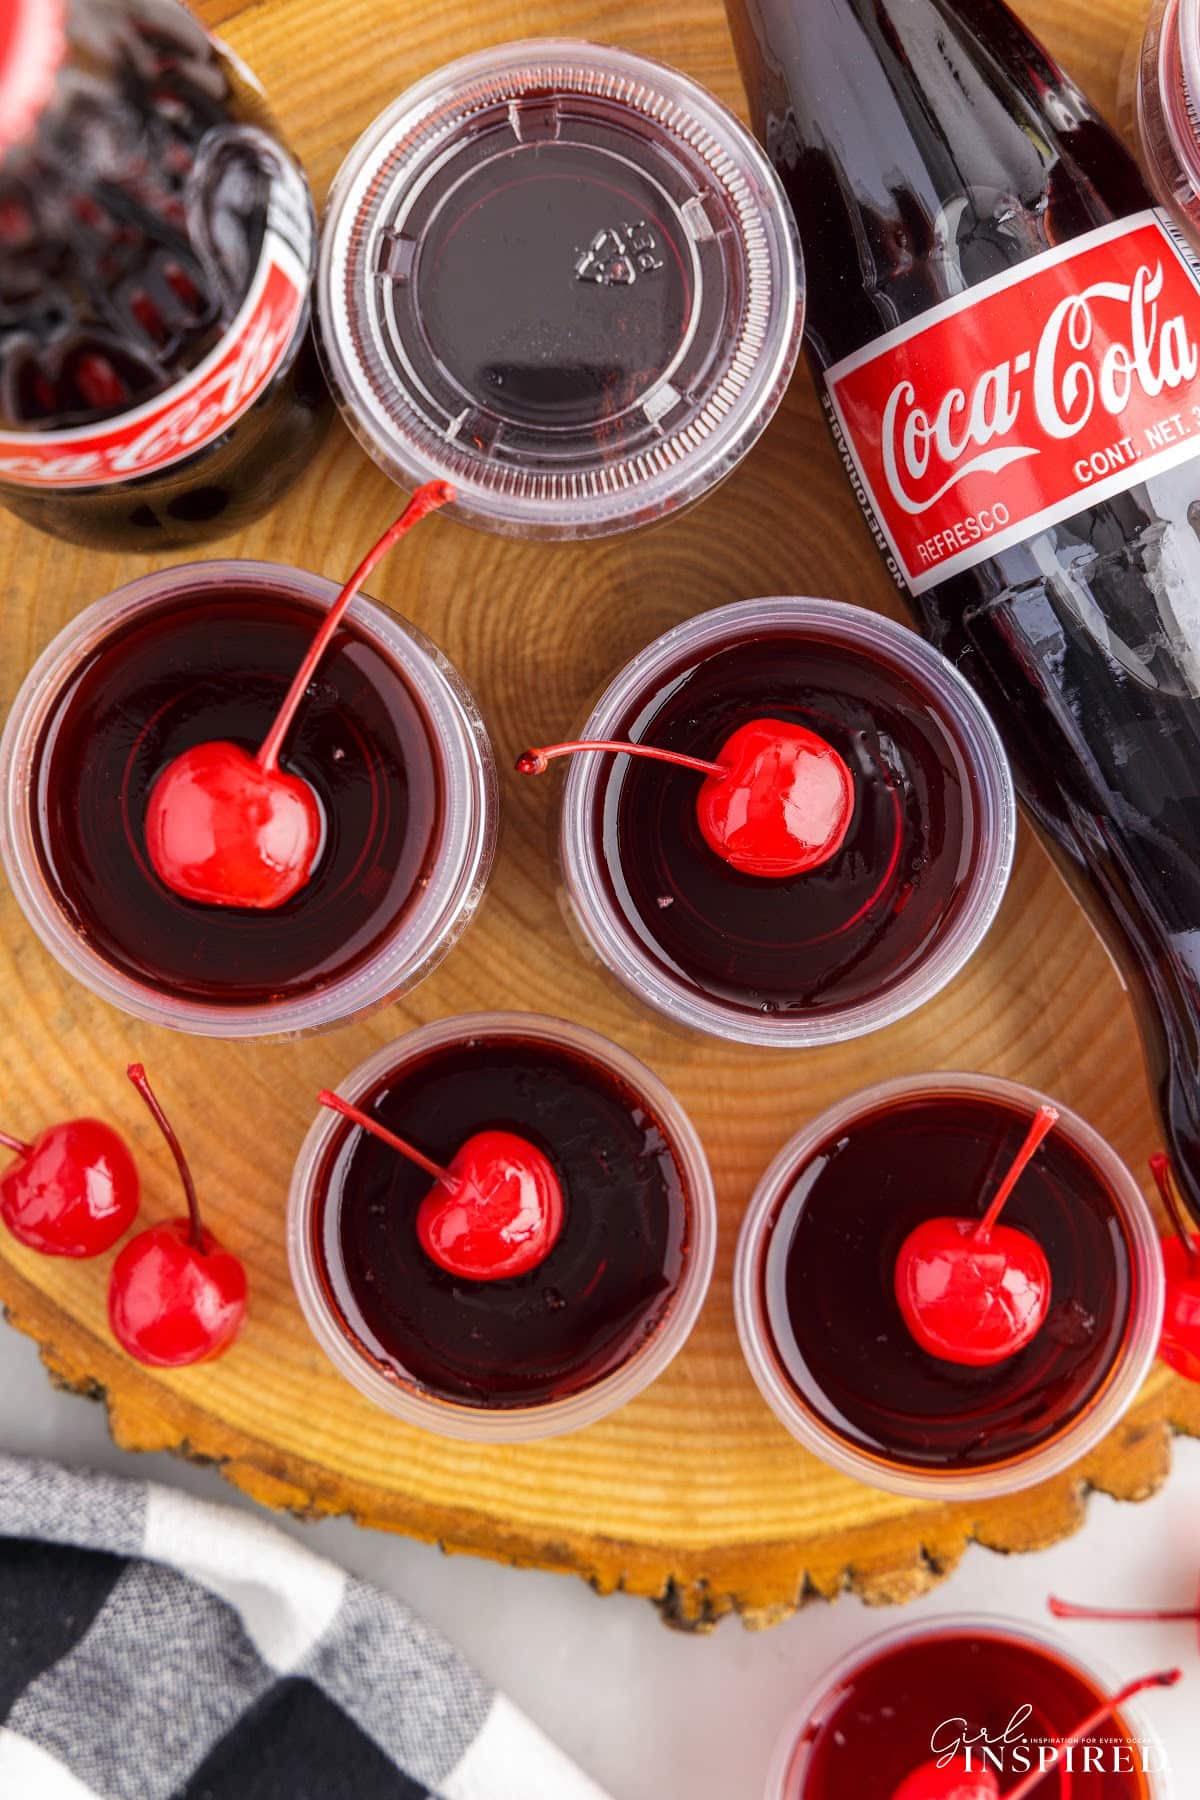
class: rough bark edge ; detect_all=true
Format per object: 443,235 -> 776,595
5,1269 -> 1198,1633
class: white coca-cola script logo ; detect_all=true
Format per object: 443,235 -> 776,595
881,260 -> 1199,515
108,303 -> 294,477
827,212 -> 1200,593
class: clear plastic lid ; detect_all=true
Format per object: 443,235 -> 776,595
317,39 -> 804,538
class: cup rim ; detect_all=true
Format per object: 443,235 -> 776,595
1153,0 -> 1200,200
763,1612 -> 1176,1799
316,36 -> 805,539
0,559 -> 498,1040
734,1071 -> 1166,1501
286,1009 -> 718,1442
559,596 -> 1018,1047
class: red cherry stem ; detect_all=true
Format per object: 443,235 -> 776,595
256,481 -> 454,776
1149,1151 -> 1200,1271
317,1091 -> 461,1194
0,1130 -> 32,1157
127,1063 -> 204,1253
516,739 -> 727,780
975,1104 -> 1060,1241
1002,1669 -> 1181,1800
1050,1597 -> 1200,1622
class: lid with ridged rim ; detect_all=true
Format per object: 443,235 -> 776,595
317,38 -> 804,540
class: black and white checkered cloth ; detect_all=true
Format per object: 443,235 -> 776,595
0,1453 -> 611,1799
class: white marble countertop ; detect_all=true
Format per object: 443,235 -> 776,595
2,1321 -> 1198,1799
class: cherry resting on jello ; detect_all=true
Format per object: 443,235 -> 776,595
517,718 -> 854,879
1149,1152 -> 1200,1383
892,1764 -> 998,1800
315,1030 -> 690,1409
109,1066 -> 246,1367
145,481 -> 454,910
0,1114 -> 138,1257
762,1089 -> 1138,1474
318,1091 -> 563,1281
894,1105 -> 1059,1367
890,1667 -> 1181,1800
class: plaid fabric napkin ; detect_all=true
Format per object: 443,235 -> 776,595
0,1453 -> 612,1800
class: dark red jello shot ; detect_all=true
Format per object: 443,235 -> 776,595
554,598 -> 1016,1045
288,1014 -> 716,1441
0,561 -> 496,1037
766,1616 -> 1173,1799
317,40 -> 803,536
736,1075 -> 1164,1500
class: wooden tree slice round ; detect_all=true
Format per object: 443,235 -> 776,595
2,0 -> 1197,1632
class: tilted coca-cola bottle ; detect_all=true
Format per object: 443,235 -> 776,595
0,0 -> 326,549
726,0 -> 1200,1221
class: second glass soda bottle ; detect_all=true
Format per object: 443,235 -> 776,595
0,0 -> 326,549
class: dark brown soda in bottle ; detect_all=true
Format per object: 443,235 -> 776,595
0,0 -> 327,549
726,0 -> 1200,1221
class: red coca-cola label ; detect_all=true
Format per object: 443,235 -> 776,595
0,235 -> 308,490
826,210 -> 1200,594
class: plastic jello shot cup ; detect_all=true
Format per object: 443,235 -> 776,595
288,1013 -> 717,1442
545,596 -> 1016,1047
735,1072 -> 1165,1501
0,560 -> 497,1038
765,1614 -> 1175,1799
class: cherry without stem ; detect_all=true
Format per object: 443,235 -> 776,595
144,480 -> 455,911
108,1065 -> 246,1368
891,1667 -> 1182,1800
0,1118 -> 138,1258
1149,1151 -> 1200,1385
516,717 -> 855,879
317,1090 -> 564,1283
893,1104 -> 1059,1368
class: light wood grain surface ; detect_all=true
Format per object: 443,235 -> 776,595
1,0 -> 1197,1631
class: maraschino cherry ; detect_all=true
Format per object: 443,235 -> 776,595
0,1115 -> 138,1257
318,1090 -> 564,1282
517,717 -> 855,879
894,1104 -> 1059,1367
1149,1151 -> 1200,1383
891,1760 -> 999,1800
145,480 -> 454,910
108,1065 -> 246,1367
890,1667 -> 1182,1800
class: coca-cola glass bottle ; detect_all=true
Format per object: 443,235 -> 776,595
0,0 -> 326,549
726,0 -> 1200,1223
